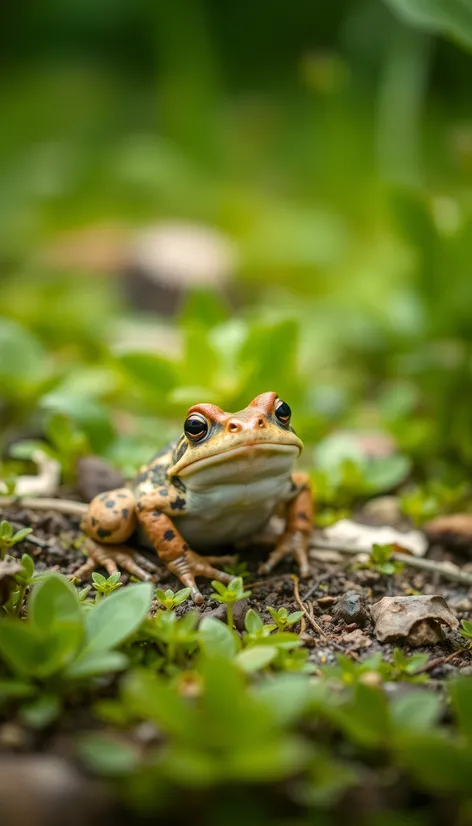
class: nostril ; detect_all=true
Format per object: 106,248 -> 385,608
228,421 -> 240,432
257,417 -> 265,428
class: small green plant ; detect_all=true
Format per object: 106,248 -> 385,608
10,412 -> 90,484
400,480 -> 470,527
155,586 -> 191,611
138,609 -> 199,672
266,606 -> 304,632
0,521 -> 32,560
0,573 -> 153,724
459,619 -> 472,646
363,544 -> 404,576
222,554 -> 250,580
322,649 -> 429,685
91,571 -> 123,599
210,577 -> 251,630
0,553 -> 40,616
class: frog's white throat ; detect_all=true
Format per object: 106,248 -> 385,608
180,443 -> 299,490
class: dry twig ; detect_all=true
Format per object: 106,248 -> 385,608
312,543 -> 472,587
0,497 -> 88,517
291,574 -> 326,637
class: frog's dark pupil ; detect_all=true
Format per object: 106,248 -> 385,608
275,401 -> 291,424
184,416 -> 208,440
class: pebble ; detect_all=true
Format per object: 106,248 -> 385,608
333,590 -> 369,628
360,496 -> 404,527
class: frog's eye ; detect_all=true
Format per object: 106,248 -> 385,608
274,399 -> 291,426
184,414 -> 209,442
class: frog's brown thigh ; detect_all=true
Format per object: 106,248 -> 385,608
81,487 -> 138,543
259,472 -> 313,577
138,509 -> 233,604
75,487 -> 159,581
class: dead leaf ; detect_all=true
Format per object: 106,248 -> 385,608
370,595 -> 458,644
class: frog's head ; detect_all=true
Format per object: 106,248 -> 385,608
169,391 -> 303,486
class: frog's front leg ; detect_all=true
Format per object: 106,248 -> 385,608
75,488 -> 160,581
259,472 -> 313,578
137,492 -> 233,605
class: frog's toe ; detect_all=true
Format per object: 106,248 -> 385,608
72,539 -> 158,583
167,550 -> 233,603
259,530 -> 310,577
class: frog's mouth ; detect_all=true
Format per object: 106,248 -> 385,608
178,442 -> 300,478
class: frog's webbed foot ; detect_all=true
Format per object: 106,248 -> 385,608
168,551 -> 234,605
71,538 -> 160,582
258,530 -> 310,578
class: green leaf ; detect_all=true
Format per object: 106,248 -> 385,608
450,679 -> 472,741
287,611 -> 304,625
65,650 -> 128,680
210,580 -> 228,596
29,574 -> 82,631
11,528 -> 33,545
199,617 -> 237,658
0,317 -> 48,390
0,679 -> 36,704
119,353 -> 176,394
122,669 -> 194,737
384,0 -> 472,52
173,587 -> 191,606
0,521 -> 13,540
180,289 -> 230,329
77,734 -> 140,776
83,582 -> 153,653
252,675 -> 313,725
391,691 -> 441,732
20,554 -> 35,581
0,621 -> 42,677
245,608 -> 264,634
20,695 -> 61,729
236,646 -> 277,672
460,619 -> 472,639
9,440 -> 53,461
365,454 -> 412,493
92,572 -> 107,587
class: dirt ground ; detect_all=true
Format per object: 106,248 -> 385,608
3,500 -> 472,681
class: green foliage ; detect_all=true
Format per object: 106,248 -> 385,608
0,574 -> 153,719
266,606 -> 304,632
4,1 -> 472,820
400,480 -> 471,526
155,586 -> 191,611
91,571 -> 123,599
459,619 -> 472,645
321,649 -> 429,685
313,433 -> 412,514
357,544 -> 405,577
384,0 -> 472,51
0,521 -> 32,560
0,552 -> 40,617
210,577 -> 251,630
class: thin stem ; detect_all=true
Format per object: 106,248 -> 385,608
14,584 -> 26,617
226,601 -> 234,630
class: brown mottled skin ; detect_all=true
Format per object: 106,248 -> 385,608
76,392 -> 313,604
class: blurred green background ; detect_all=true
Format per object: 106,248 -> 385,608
2,0 -> 472,515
